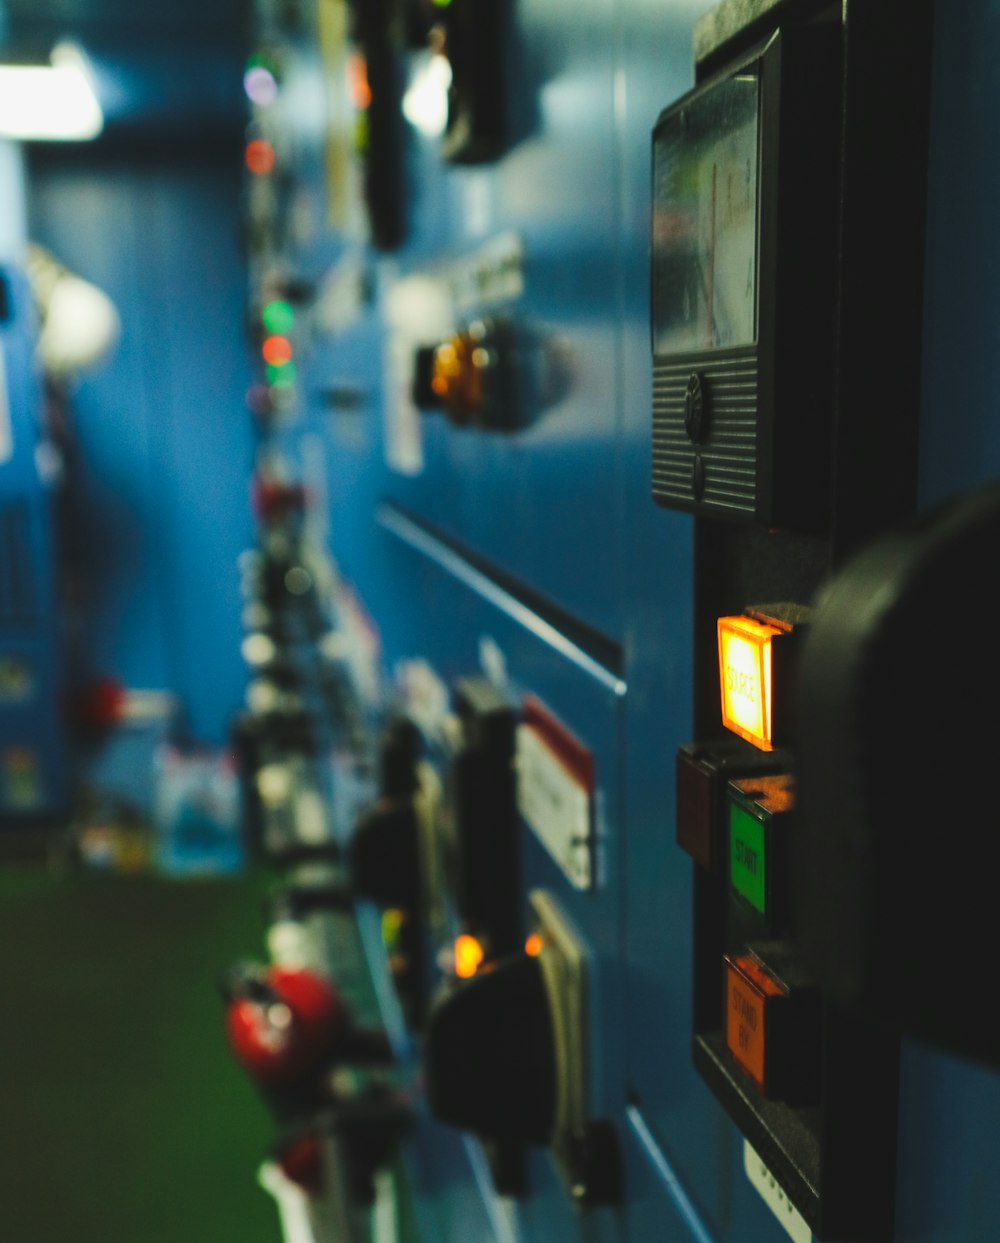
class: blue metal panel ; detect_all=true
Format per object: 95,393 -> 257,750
368,0 -> 626,642
613,1 -> 755,1237
364,509 -> 626,1243
892,5 -> 1000,1240
918,1 -> 1000,510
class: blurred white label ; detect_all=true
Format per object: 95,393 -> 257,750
257,1162 -> 314,1243
517,723 -> 592,889
371,1170 -> 399,1243
383,272 -> 452,476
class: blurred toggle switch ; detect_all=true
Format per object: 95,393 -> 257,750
349,798 -> 420,910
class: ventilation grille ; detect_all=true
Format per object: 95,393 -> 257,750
652,352 -> 758,517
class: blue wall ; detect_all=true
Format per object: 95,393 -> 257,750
27,152 -> 255,745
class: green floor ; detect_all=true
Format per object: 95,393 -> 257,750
0,862 -> 282,1242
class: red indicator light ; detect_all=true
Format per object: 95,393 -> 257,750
262,335 -> 293,366
245,139 -> 276,175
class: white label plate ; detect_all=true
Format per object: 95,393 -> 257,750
517,723 -> 592,889
744,1140 -> 813,1243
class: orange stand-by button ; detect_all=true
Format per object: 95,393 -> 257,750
725,953 -> 786,1091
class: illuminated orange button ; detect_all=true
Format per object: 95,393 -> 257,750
454,933 -> 485,979
717,615 -> 783,751
431,332 -> 485,420
724,953 -> 786,1092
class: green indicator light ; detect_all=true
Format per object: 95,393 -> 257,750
246,51 -> 278,75
730,800 -> 767,915
432,0 -> 453,7
267,362 -> 297,386
262,300 -> 294,335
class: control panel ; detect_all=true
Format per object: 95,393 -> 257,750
659,0 -> 937,1238
651,22 -> 840,531
216,0 -> 1000,1239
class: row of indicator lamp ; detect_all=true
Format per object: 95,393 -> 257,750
260,305 -> 297,391
678,606 -> 821,1103
676,608 -> 799,875
241,48 -> 302,399
243,51 -> 280,177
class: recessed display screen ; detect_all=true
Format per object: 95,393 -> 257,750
652,73 -> 760,353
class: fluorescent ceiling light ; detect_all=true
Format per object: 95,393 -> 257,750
0,41 -> 104,141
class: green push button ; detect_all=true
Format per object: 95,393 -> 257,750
730,800 -> 767,915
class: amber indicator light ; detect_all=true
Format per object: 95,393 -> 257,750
717,615 -> 783,751
454,933 -> 485,979
431,332 -> 487,419
724,953 -> 786,1092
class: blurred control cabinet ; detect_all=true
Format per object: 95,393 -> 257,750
0,265 -> 68,826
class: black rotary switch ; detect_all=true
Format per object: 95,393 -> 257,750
378,715 -> 422,800
424,953 -> 557,1145
348,798 -> 420,910
794,480 -> 1000,1066
348,713 -> 423,907
450,678 -> 519,956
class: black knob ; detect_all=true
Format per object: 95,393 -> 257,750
794,480 -> 1000,1066
328,1084 -> 413,1204
378,716 -> 422,799
451,678 -> 519,953
424,953 -> 556,1145
349,800 -> 420,909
